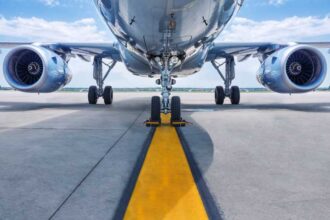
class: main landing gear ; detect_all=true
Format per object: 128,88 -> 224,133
88,56 -> 116,105
212,56 -> 240,105
149,56 -> 183,124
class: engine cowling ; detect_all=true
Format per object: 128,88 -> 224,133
3,45 -> 72,93
257,45 -> 327,93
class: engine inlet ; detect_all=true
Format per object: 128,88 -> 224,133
14,50 -> 44,85
286,50 -> 320,86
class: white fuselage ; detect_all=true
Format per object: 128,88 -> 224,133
94,0 -> 242,76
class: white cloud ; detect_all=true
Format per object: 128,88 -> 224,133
39,0 -> 60,6
268,0 -> 286,6
221,16 -> 330,43
2,15 -> 329,45
38,0 -> 88,7
0,17 -> 108,42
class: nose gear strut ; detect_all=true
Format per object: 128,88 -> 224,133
155,56 -> 174,114
148,54 -> 183,125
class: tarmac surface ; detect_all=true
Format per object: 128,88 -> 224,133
0,91 -> 330,220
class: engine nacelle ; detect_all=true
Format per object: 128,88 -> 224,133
257,45 -> 327,93
3,45 -> 72,93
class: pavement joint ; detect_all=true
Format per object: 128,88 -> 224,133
48,109 -> 147,220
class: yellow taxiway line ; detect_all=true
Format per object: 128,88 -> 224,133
124,114 -> 208,220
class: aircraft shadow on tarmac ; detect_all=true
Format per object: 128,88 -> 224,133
0,98 -> 148,112
1,100 -> 330,113
182,102 -> 330,113
0,102 -> 91,111
175,113 -> 222,219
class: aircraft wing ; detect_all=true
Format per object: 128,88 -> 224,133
206,42 -> 330,62
0,42 -> 122,62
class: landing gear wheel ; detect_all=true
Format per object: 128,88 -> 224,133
103,86 -> 113,105
230,86 -> 240,105
171,96 -> 181,122
215,86 -> 225,105
150,96 -> 161,123
88,86 -> 98,105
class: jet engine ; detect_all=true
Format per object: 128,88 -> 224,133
257,45 -> 327,93
3,45 -> 72,93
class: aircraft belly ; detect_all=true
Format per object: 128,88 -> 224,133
95,0 -> 242,76
117,0 -> 213,55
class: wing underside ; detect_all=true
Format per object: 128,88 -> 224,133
0,42 -> 122,62
206,42 -> 330,62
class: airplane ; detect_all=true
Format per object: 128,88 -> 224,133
1,0 -> 329,123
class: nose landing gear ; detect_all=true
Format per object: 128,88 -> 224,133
147,95 -> 186,127
148,55 -> 184,125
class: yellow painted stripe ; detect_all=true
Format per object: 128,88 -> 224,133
124,114 -> 208,220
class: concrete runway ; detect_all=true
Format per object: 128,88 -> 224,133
0,91 -> 330,220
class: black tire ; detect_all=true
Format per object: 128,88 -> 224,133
171,96 -> 181,122
230,86 -> 240,105
151,96 -> 161,122
103,86 -> 113,105
215,86 -> 225,105
88,86 -> 98,104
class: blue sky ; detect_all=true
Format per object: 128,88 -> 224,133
1,0 -> 330,88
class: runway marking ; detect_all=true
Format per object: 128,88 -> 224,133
124,114 -> 208,220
